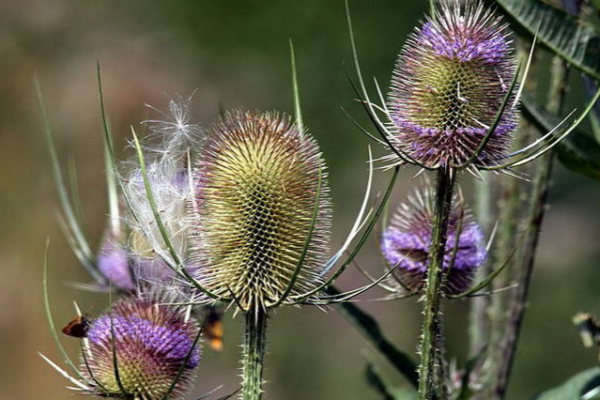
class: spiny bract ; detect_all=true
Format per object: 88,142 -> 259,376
387,2 -> 517,169
381,187 -> 486,295
83,296 -> 200,400
191,110 -> 331,310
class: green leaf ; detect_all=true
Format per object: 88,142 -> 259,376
365,358 -> 417,400
491,0 -> 600,80
521,93 -> 600,180
326,286 -> 419,388
590,111 -> 600,144
533,367 -> 600,400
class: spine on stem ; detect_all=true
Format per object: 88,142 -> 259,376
418,168 -> 456,400
242,308 -> 268,400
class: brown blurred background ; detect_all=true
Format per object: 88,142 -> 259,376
1,1 -> 600,399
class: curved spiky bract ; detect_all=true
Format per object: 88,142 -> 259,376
381,188 -> 486,295
387,2 -> 517,168
191,110 -> 331,310
84,296 -> 200,400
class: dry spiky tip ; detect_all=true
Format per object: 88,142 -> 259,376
381,188 -> 486,295
387,2 -> 517,168
83,296 -> 200,400
191,110 -> 331,310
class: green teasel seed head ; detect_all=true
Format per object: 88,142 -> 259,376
191,110 -> 332,310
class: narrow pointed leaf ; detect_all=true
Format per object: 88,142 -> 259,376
522,93 -> 600,180
491,0 -> 600,80
36,79 -> 103,283
327,286 -> 419,388
532,367 -> 600,400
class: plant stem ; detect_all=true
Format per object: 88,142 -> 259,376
493,53 -> 570,400
242,308 -> 268,400
418,168 -> 456,400
469,176 -> 493,356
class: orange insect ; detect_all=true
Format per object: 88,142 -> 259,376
61,315 -> 90,338
202,308 -> 224,352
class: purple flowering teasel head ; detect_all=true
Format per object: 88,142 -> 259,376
381,187 -> 486,295
83,296 -> 200,400
386,2 -> 517,169
97,228 -> 135,292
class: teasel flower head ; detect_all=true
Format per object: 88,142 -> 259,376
381,187 -> 486,295
97,228 -> 135,292
385,2 -> 516,169
190,110 -> 332,310
82,296 -> 200,400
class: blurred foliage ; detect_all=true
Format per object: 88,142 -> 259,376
533,367 -> 600,400
491,0 -> 600,80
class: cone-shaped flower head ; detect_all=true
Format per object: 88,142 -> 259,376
83,296 -> 200,399
381,188 -> 486,295
191,110 -> 331,310
388,2 -> 517,168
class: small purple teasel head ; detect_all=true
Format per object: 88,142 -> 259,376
387,2 -> 517,169
381,187 -> 486,295
97,229 -> 135,292
83,296 -> 200,399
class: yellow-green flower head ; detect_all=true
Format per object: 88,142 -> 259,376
191,110 -> 332,310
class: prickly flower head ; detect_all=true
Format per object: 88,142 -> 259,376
191,110 -> 331,310
83,296 -> 200,400
388,2 -> 517,168
381,188 -> 486,295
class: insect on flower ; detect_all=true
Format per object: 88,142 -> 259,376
61,315 -> 90,338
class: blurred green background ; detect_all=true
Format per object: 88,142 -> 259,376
1,1 -> 600,399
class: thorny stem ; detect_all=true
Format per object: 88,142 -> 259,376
472,40 -> 539,400
418,168 -> 456,400
242,308 -> 268,400
493,53 -> 570,399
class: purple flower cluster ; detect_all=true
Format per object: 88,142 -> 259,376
84,297 -> 200,399
97,233 -> 135,292
419,20 -> 508,64
388,2 -> 517,168
381,189 -> 486,295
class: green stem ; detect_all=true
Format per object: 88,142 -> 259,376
418,168 -> 456,400
242,308 -> 268,400
493,54 -> 570,400
469,176 -> 493,356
